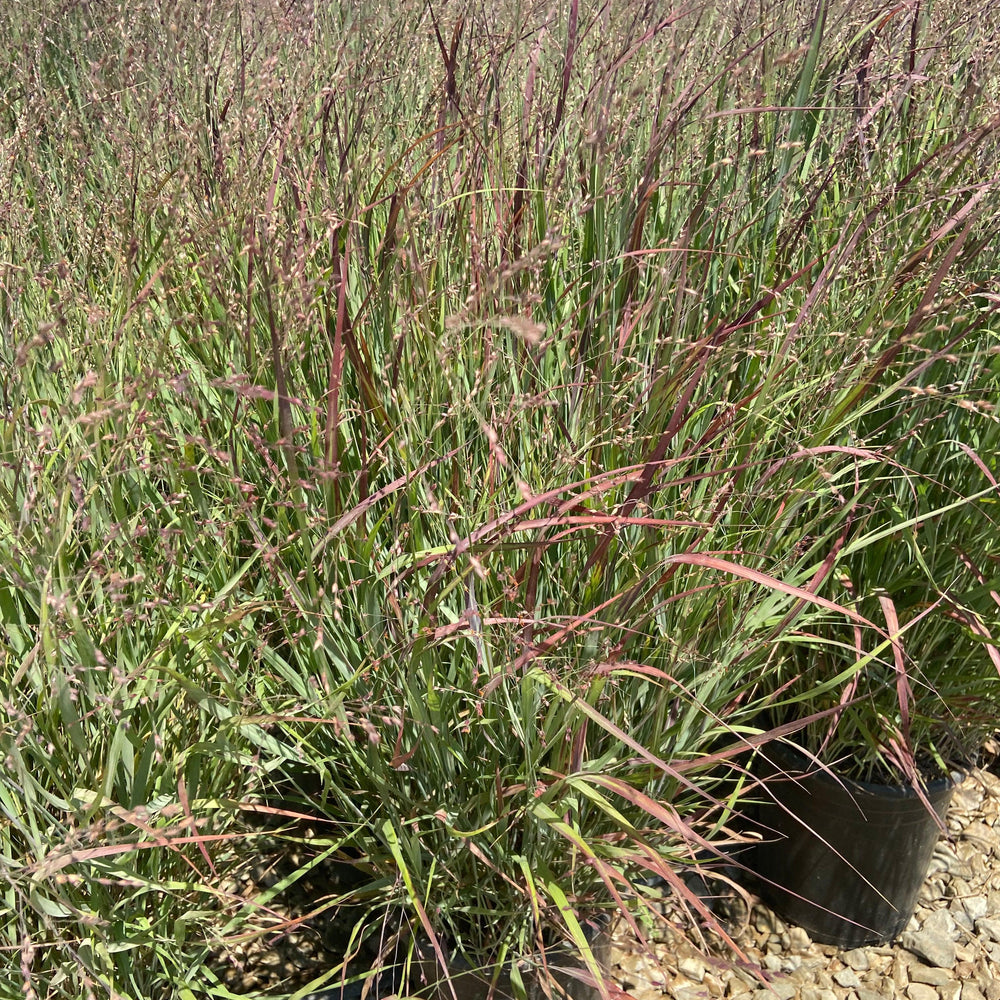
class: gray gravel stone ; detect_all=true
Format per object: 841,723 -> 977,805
963,896 -> 989,921
962,985 -> 986,1000
877,977 -> 901,995
814,969 -> 836,990
753,983 -> 796,1000
976,917 -> 1000,943
893,956 -> 910,989
842,948 -> 870,972
754,911 -> 785,935
857,991 -> 885,1000
833,969 -> 861,988
672,986 -> 709,1000
954,945 -> 976,964
907,986 -> 939,1000
908,964 -> 954,986
924,908 -> 959,939
901,928 -> 957,969
786,927 -> 811,952
678,957 -> 706,982
962,822 -> 995,848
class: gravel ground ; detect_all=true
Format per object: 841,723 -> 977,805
212,764 -> 1000,999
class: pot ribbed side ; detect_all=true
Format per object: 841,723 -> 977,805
746,742 -> 956,948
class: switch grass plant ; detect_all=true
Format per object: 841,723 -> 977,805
1,0 -> 999,996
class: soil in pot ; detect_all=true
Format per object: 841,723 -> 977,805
305,915 -> 613,1000
740,742 -> 956,948
411,917 -> 611,1000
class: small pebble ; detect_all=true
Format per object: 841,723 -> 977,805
752,984 -> 795,1000
702,973 -> 724,997
672,986 -> 708,1000
842,948 -> 870,971
893,956 -> 910,989
924,908 -> 959,938
678,956 -> 706,982
786,926 -> 811,952
908,964 -> 954,986
832,968 -> 861,988
962,822 -> 996,848
901,927 -> 957,969
976,916 -> 1000,943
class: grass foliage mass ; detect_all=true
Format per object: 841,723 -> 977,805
1,0 -> 999,996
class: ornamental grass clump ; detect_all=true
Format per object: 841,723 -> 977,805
0,0 -> 999,997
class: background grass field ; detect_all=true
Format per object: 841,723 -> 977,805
1,1 -> 998,996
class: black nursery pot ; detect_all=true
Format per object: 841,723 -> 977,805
745,743 -> 956,948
